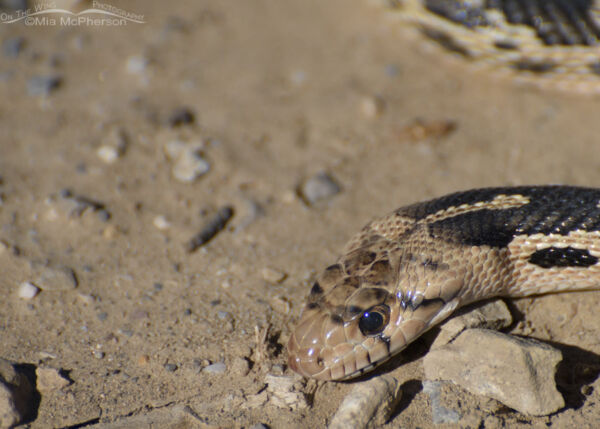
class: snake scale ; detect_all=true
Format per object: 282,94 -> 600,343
382,0 -> 600,92
288,186 -> 600,380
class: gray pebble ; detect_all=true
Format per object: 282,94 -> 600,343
164,363 -> 178,372
203,362 -> 226,374
422,380 -> 461,424
217,311 -> 230,320
93,351 -> 105,359
34,264 -> 78,291
3,36 -> 25,58
27,74 -> 62,97
97,312 -> 108,321
298,172 -> 341,206
249,424 -> 270,429
96,209 -> 111,222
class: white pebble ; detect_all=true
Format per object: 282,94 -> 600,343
172,150 -> 210,183
360,95 -> 385,118
97,145 -> 120,164
153,215 -> 171,230
18,282 -> 40,299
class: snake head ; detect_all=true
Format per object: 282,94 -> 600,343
287,244 -> 456,380
287,249 -> 417,380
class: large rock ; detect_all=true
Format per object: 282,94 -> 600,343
430,300 -> 512,350
424,329 -> 564,416
0,358 -> 33,428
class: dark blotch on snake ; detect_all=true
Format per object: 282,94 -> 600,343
529,246 -> 599,268
310,282 -> 324,296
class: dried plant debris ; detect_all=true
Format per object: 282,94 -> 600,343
186,206 -> 234,252
57,189 -> 111,220
396,119 -> 457,143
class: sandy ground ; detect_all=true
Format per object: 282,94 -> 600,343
0,0 -> 599,427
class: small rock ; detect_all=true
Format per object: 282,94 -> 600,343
431,299 -> 512,350
234,199 -> 264,232
203,362 -> 226,374
298,172 -> 341,206
77,293 -> 95,305
97,127 -> 128,164
34,264 -> 78,291
93,351 -> 105,359
265,374 -> 308,411
3,36 -> 25,58
330,375 -> 401,429
360,95 -> 385,118
27,74 -> 62,97
0,358 -> 32,428
217,311 -> 230,320
231,357 -> 250,377
164,140 -> 210,183
18,282 -> 39,299
269,295 -> 291,315
164,363 -> 177,372
168,107 -> 196,127
422,380 -> 461,424
153,215 -> 171,230
137,355 -> 150,366
261,267 -> 286,284
97,146 -> 120,164
35,367 -> 70,392
423,328 -> 564,416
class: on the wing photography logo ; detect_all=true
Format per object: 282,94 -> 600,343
1,1 -> 145,26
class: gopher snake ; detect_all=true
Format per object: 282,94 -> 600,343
288,186 -> 600,380
380,0 -> 600,93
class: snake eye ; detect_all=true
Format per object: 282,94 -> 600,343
358,304 -> 390,336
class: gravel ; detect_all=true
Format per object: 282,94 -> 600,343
298,171 -> 341,206
18,282 -> 39,299
27,74 -> 62,97
3,36 -> 25,58
203,362 -> 226,374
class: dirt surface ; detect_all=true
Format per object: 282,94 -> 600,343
1,0 -> 599,427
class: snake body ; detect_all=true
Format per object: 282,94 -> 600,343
383,0 -> 600,92
288,186 -> 600,380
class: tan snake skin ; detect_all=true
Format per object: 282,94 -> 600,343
288,186 -> 600,380
381,0 -> 600,93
